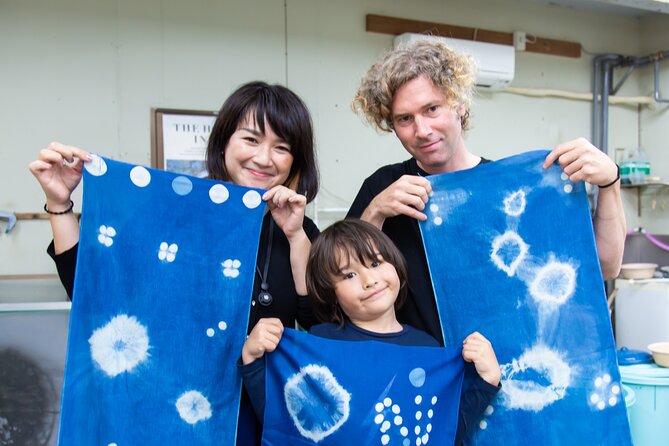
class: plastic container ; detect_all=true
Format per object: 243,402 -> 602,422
615,280 -> 669,351
622,384 -> 636,428
619,363 -> 669,446
633,148 -> 651,184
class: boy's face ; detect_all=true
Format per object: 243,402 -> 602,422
332,248 -> 400,327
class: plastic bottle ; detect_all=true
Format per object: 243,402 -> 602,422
635,147 -> 650,183
619,149 -> 633,185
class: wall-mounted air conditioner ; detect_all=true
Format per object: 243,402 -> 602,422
393,33 -> 515,90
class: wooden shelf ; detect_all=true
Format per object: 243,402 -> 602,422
365,14 -> 582,58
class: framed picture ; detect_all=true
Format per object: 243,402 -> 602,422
151,108 -> 217,177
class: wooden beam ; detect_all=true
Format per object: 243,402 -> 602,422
366,14 -> 581,58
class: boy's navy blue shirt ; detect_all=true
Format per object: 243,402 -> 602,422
239,321 -> 499,445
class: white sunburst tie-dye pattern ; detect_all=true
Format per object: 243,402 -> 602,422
89,314 -> 150,377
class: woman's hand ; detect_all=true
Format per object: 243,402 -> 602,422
263,186 -> 307,241
241,318 -> 284,365
28,142 -> 91,210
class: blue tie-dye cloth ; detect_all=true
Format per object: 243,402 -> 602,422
58,156 -> 266,445
419,150 -> 632,444
262,328 -> 464,446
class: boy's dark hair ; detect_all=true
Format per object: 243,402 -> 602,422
306,219 -> 409,325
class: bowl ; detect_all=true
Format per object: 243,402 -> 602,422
620,263 -> 658,280
648,342 -> 669,367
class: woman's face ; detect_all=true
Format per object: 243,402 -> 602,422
223,114 -> 294,190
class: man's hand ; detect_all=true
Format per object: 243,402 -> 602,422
361,175 -> 432,228
543,137 -> 618,186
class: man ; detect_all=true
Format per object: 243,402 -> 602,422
347,40 -> 626,344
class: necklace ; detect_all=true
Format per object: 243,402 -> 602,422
256,218 -> 274,307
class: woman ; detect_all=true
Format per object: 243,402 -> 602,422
29,81 -> 320,444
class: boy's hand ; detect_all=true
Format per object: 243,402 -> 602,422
242,318 -> 284,365
462,332 -> 501,387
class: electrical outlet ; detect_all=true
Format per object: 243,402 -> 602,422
513,31 -> 526,51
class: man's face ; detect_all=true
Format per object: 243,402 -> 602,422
390,75 -> 465,175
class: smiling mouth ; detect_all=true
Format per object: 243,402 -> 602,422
246,168 -> 273,178
363,287 -> 387,301
418,140 -> 440,151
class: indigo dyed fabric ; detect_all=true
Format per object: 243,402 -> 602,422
419,150 -> 632,444
58,156 -> 266,445
262,329 -> 464,446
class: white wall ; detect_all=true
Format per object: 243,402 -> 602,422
1,0 -> 668,275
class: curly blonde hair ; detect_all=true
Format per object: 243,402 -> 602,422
352,39 -> 477,133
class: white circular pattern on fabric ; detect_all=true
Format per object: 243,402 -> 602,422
172,176 -> 193,195
108,443 -> 117,446
431,396 -> 438,405
206,328 -> 215,337
485,405 -> 494,415
374,414 -> 384,424
415,395 -> 422,405
561,173 -> 569,181
394,415 -> 402,425
528,261 -> 576,307
429,204 -> 439,212
603,374 -> 611,383
563,184 -> 573,193
381,434 -> 390,445
84,155 -> 107,176
383,397 -> 392,407
590,393 -> 600,404
381,420 -> 390,433
415,425 -> 421,435
400,426 -> 408,436
130,166 -> 151,187
89,314 -> 149,377
409,368 -> 426,387
480,420 -> 488,430
209,184 -> 230,204
416,437 -> 422,446
426,423 -> 432,432
595,377 -> 603,388
427,409 -> 433,419
175,390 -> 212,424
608,396 -> 618,406
433,216 -> 443,226
392,404 -> 400,414
415,411 -> 422,420
611,385 -> 620,395
597,401 -> 606,410
375,402 -> 384,413
242,190 -> 262,209
218,321 -> 227,331
422,433 -> 429,444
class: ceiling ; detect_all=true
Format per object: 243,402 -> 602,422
539,0 -> 669,15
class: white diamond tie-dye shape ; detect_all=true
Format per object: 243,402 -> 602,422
89,314 -> 150,377
284,364 -> 350,442
490,231 -> 529,277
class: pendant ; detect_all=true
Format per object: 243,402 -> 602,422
258,282 -> 273,306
